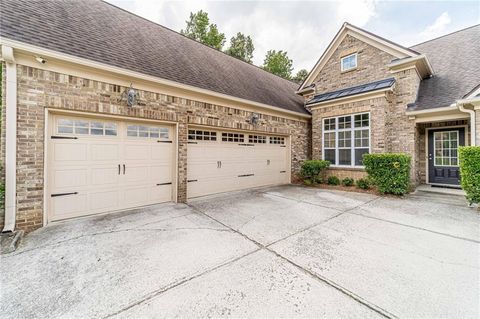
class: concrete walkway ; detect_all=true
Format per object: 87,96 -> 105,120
1,185 -> 479,318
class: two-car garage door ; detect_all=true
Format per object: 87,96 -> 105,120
47,115 -> 289,221
47,115 -> 174,221
187,129 -> 289,198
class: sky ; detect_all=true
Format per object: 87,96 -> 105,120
106,0 -> 480,73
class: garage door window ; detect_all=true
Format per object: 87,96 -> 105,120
249,135 -> 266,143
270,136 -> 285,145
188,130 -> 217,141
127,125 -> 168,139
222,132 -> 244,142
57,118 -> 117,136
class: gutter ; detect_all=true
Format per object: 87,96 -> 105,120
454,97 -> 480,146
1,45 -> 17,232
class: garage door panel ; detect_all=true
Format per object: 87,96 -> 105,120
49,116 -> 174,221
91,166 -> 120,186
187,130 -> 289,198
53,168 -> 88,189
91,144 -> 120,161
54,143 -> 88,161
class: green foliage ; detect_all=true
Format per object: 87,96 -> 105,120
356,178 -> 371,190
363,153 -> 411,195
292,69 -> 308,83
225,32 -> 254,63
0,180 -> 4,211
262,50 -> 293,80
300,160 -> 330,185
327,176 -> 340,185
341,177 -> 354,187
181,10 -> 226,50
459,146 -> 480,205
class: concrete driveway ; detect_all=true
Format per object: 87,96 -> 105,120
1,185 -> 479,318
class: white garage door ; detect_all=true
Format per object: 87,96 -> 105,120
187,129 -> 289,198
47,115 -> 174,221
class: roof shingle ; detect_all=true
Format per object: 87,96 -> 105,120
0,0 -> 307,115
408,25 -> 480,110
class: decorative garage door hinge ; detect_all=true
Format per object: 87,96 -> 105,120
280,145 -> 286,147
280,171 -> 286,173
157,140 -> 173,143
187,179 -> 198,183
188,141 -> 198,144
51,192 -> 78,197
238,174 -> 254,177
156,182 -> 172,186
238,143 -> 255,146
51,136 -> 78,139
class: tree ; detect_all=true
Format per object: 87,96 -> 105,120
180,10 -> 226,50
292,69 -> 309,84
262,50 -> 293,80
225,32 -> 254,63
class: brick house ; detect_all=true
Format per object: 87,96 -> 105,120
0,0 -> 479,233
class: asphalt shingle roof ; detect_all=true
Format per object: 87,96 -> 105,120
408,25 -> 480,110
306,78 -> 395,105
0,0 -> 307,115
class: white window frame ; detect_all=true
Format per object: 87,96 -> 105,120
322,112 -> 371,168
341,53 -> 357,72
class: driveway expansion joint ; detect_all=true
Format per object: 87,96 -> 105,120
189,203 -> 397,319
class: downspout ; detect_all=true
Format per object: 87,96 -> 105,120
455,100 -> 477,146
2,45 -> 17,232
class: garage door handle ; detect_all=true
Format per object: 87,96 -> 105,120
118,164 -> 121,175
51,192 -> 78,197
123,164 -> 126,175
280,145 -> 286,148
156,182 -> 172,186
157,140 -> 173,143
280,171 -> 286,173
187,179 -> 198,183
238,174 -> 254,177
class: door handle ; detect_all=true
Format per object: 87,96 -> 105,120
220,161 -> 222,168
267,159 -> 270,165
118,164 -> 121,175
123,164 -> 126,175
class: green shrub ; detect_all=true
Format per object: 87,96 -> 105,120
356,178 -> 370,190
341,177 -> 355,187
363,153 -> 411,195
300,160 -> 330,184
327,176 -> 340,185
459,146 -> 480,205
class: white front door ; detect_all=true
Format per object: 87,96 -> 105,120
187,129 -> 289,198
47,115 -> 174,221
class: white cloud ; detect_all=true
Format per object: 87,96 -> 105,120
419,11 -> 451,40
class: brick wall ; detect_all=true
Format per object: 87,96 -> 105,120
1,65 -> 309,232
0,62 -> 5,230
311,34 -> 396,94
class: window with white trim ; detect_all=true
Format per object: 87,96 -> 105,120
270,136 -> 285,145
57,118 -> 117,136
188,130 -> 217,141
127,125 -> 169,139
323,113 -> 370,166
341,53 -> 357,72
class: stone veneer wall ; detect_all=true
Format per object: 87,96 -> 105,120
0,65 -> 309,232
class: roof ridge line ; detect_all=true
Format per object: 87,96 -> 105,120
409,23 -> 480,48
100,0 -> 299,85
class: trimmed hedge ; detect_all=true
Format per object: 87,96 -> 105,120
342,177 -> 355,187
356,178 -> 370,189
459,146 -> 480,205
363,153 -> 411,195
300,160 -> 330,184
327,176 -> 340,185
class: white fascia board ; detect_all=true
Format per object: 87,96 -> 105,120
0,37 -> 311,119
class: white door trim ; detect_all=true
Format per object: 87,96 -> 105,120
425,124 -> 468,185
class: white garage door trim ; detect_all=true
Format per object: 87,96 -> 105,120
45,110 -> 177,223
187,126 -> 291,198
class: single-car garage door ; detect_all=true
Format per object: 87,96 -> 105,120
187,128 -> 289,198
47,114 -> 174,221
